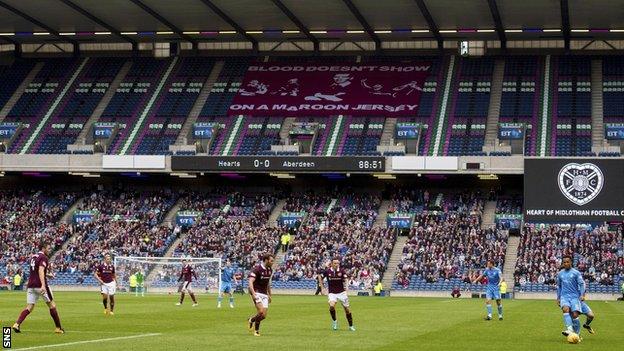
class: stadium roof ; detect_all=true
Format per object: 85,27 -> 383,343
0,0 -> 623,47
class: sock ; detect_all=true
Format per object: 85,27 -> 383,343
346,312 -> 353,327
102,298 -> 108,309
49,307 -> 62,329
254,315 -> 264,332
109,296 -> 115,312
584,317 -> 593,326
229,297 -> 234,304
16,309 -> 30,325
497,305 -> 503,317
486,305 -> 493,316
329,307 -> 337,321
563,313 -> 573,330
180,292 -> 185,303
572,317 -> 581,334
218,296 -> 223,304
190,293 -> 197,303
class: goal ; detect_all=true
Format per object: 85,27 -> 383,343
114,256 -> 222,294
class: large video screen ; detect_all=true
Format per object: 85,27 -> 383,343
524,159 -> 624,221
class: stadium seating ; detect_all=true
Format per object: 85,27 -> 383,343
0,60 -> 36,111
602,56 -> 624,125
515,225 -> 623,293
499,56 -> 542,155
132,58 -> 215,155
5,59 -> 82,153
444,57 -> 493,156
32,58 -> 125,154
550,56 -> 592,156
100,58 -> 169,154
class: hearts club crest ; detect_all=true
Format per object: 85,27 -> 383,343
557,163 -> 604,206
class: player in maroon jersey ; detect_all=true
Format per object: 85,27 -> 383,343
247,253 -> 274,336
176,260 -> 198,307
12,241 -> 64,334
95,253 -> 117,315
317,258 -> 355,331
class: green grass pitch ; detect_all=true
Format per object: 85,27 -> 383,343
0,291 -> 622,350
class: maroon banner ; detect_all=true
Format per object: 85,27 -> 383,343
228,62 -> 431,116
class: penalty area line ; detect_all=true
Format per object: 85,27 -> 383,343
13,333 -> 162,350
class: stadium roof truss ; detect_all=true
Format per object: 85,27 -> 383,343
0,0 -> 623,51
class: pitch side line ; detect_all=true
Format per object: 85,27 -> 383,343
13,333 -> 162,350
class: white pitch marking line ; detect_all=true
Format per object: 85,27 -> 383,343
13,333 -> 162,350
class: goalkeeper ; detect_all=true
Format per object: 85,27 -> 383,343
135,269 -> 145,297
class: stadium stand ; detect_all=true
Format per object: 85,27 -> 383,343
0,189 -> 76,278
274,192 -> 393,290
52,187 -> 178,285
551,56 -> 593,157
159,190 -> 279,288
32,58 -> 125,154
443,57 -> 492,156
132,57 -> 215,155
387,190 -> 508,291
514,225 -> 623,293
99,58 -> 169,154
4,59 -> 82,154
499,56 -> 543,156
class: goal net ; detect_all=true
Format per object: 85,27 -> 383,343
114,256 -> 222,294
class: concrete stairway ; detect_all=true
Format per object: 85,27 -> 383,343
279,117 -> 296,143
175,61 -> 224,146
591,59 -> 605,150
162,198 -> 183,227
75,61 -> 132,144
0,62 -> 44,122
379,117 -> 397,146
51,197 -> 85,261
501,235 -> 520,291
381,235 -> 408,291
481,200 -> 497,230
268,199 -> 287,227
373,200 -> 391,228
485,58 -> 505,145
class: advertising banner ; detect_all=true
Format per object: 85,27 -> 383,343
229,63 -> 430,116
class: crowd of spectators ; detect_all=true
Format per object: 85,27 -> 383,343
495,195 -> 523,214
1,189 -> 76,277
394,212 -> 507,288
514,224 -> 623,288
391,191 -> 509,289
54,187 -> 178,275
276,193 -> 393,290
174,191 -> 279,270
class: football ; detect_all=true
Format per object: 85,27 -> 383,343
567,333 -> 581,344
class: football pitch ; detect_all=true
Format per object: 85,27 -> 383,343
0,292 -> 622,350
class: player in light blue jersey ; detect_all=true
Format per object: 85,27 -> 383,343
557,255 -> 586,339
472,260 -> 503,320
217,260 -> 238,308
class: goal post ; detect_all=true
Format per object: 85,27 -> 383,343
114,256 -> 222,294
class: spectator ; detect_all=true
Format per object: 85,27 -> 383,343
500,279 -> 507,298
374,280 -> 383,296
13,270 -> 22,291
